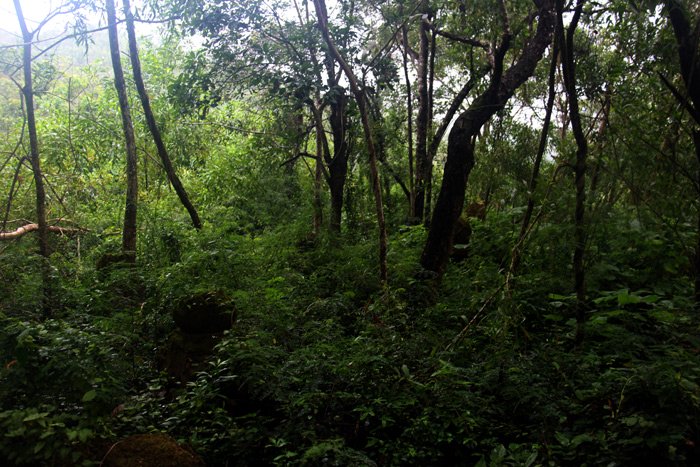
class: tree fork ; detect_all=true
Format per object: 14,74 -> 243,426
420,0 -> 556,278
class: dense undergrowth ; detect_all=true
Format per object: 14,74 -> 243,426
1,208 -> 699,466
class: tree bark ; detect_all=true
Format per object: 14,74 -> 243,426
313,0 -> 388,283
107,0 -> 138,260
420,0 -> 556,277
313,101 -> 325,236
123,0 -> 201,230
0,223 -> 83,240
664,0 -> 700,304
557,0 -> 587,345
13,1 -> 48,259
325,62 -> 349,233
401,26 -> 416,219
414,14 -> 431,222
13,0 -> 51,316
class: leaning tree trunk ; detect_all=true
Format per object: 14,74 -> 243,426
420,0 -> 556,277
558,0 -> 588,345
313,0 -> 388,283
123,0 -> 201,230
106,0 -> 138,260
13,0 -> 50,314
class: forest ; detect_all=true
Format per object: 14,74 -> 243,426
1,0 -> 699,464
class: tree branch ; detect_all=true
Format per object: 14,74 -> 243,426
0,223 -> 86,240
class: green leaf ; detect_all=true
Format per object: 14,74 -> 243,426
81,390 -> 97,402
22,412 -> 48,422
78,428 -> 92,443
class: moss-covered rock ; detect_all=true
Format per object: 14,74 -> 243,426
158,330 -> 222,383
101,433 -> 205,466
172,291 -> 236,334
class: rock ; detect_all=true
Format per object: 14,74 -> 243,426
101,433 -> 205,467
158,330 -> 221,383
172,291 -> 236,334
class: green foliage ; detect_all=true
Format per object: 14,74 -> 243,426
1,1 -> 699,465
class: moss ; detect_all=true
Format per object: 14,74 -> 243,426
101,433 -> 205,467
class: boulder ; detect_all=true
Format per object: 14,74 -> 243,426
158,330 -> 221,383
101,433 -> 205,467
172,291 -> 236,334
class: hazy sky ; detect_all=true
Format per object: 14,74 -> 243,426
0,1 -> 73,38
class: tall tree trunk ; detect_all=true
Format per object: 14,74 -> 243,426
414,15 -> 431,222
313,0 -> 388,283
401,26 -> 416,219
664,0 -> 700,304
421,0 -> 556,277
123,0 -> 201,230
313,101 -> 325,236
695,131 -> 700,304
107,0 -> 138,260
557,0 -> 587,344
423,24 -> 437,226
424,68 -> 485,230
13,0 -> 50,315
326,71 -> 349,233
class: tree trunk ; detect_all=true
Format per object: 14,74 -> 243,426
123,0 -> 201,230
421,0 -> 556,277
423,25 -> 437,226
14,1 -> 47,259
13,0 -> 50,315
314,0 -> 388,283
694,130 -> 700,304
664,0 -> 700,305
326,74 -> 349,233
328,154 -> 348,233
401,26 -> 416,219
107,0 -> 138,260
414,15 -> 431,222
557,0 -> 587,345
313,113 -> 324,237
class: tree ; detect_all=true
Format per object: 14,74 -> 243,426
12,0 -> 49,264
169,0 -> 353,234
313,0 -> 388,283
421,0 -> 557,278
106,0 -> 138,260
663,0 -> 700,304
557,0 -> 588,344
123,0 -> 202,230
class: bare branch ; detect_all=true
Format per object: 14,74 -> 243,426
0,223 -> 86,240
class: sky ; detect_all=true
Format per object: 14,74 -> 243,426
0,0 -> 156,42
0,0 -> 75,39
